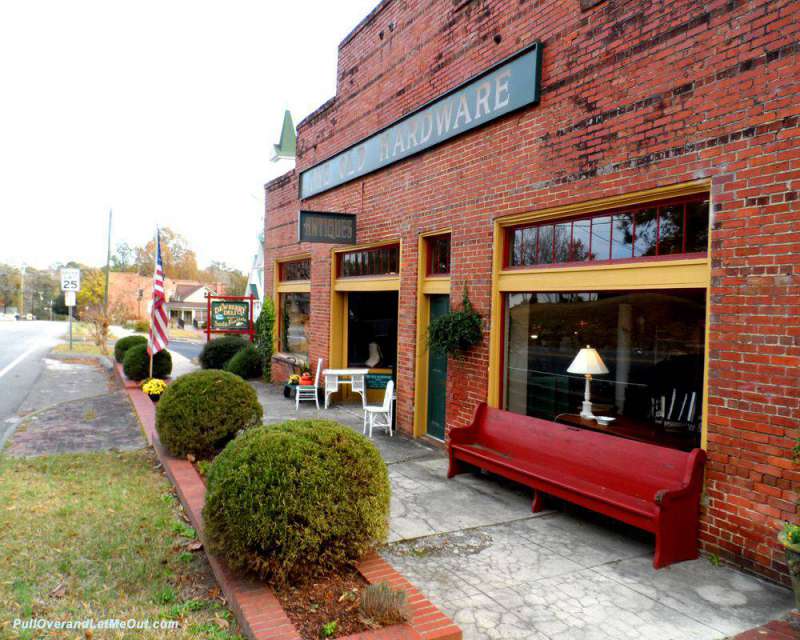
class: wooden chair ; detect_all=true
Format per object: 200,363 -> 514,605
363,380 -> 394,437
295,357 -> 322,410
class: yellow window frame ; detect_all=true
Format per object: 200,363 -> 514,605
487,180 -> 712,448
273,254 -> 311,357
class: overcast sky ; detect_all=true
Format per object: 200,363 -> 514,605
0,0 -> 378,273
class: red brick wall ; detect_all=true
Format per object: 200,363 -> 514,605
265,0 -> 800,584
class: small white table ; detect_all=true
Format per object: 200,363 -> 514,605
322,368 -> 369,409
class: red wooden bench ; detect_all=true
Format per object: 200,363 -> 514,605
447,403 -> 707,569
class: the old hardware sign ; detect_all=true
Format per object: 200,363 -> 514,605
298,210 -> 357,244
211,301 -> 250,330
299,42 -> 542,199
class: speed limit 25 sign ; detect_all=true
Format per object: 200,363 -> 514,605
60,268 -> 81,292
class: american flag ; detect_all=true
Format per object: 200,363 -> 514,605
148,229 -> 170,355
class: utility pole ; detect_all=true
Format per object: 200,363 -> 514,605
104,209 -> 112,311
19,263 -> 26,318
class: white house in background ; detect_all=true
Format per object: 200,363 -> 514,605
166,282 -> 222,328
245,235 -> 265,318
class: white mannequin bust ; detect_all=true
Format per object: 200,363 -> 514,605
365,342 -> 382,368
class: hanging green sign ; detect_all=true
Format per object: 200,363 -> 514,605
210,300 -> 250,330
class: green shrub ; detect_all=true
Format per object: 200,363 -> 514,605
199,336 -> 249,370
204,420 -> 390,586
122,343 -> 172,381
114,335 -> 147,363
224,344 -> 262,379
155,370 -> 262,457
133,320 -> 149,333
254,299 -> 275,383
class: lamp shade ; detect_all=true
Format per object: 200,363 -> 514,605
567,346 -> 609,375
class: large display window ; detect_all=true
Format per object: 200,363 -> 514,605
347,291 -> 398,371
280,292 -> 310,357
504,288 -> 705,449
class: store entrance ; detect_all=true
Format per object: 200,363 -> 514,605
426,294 -> 449,440
347,291 -> 398,403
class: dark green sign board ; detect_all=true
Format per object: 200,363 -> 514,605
365,373 -> 393,390
210,300 -> 250,330
299,42 -> 542,199
298,210 -> 356,244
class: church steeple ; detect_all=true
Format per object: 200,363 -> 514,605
271,110 -> 296,161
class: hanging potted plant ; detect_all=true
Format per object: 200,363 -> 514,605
428,287 -> 483,358
142,378 -> 167,403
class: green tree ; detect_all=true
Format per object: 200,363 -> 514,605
0,264 -> 20,313
202,260 -> 248,294
110,241 -> 136,272
254,298 -> 275,383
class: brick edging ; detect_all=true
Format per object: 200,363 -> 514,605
120,373 -> 460,640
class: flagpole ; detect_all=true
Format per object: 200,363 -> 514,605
149,226 -> 157,380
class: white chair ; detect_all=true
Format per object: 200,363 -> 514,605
295,357 -> 323,410
363,379 -> 394,438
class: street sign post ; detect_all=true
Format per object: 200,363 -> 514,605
61,268 -> 80,351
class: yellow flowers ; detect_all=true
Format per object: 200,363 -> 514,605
288,374 -> 301,384
141,378 -> 167,396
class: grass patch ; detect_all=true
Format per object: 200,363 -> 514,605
51,342 -> 106,356
0,449 -> 243,639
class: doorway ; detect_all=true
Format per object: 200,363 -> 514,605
426,294 -> 449,440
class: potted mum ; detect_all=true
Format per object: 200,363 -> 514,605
283,374 -> 301,399
142,378 -> 167,403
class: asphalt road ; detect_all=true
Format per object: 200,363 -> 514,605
0,320 -> 66,441
168,340 -> 203,361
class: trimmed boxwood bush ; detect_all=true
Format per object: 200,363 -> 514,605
199,335 -> 249,370
156,370 -> 262,457
122,343 -> 172,381
204,420 -> 390,586
114,335 -> 147,363
224,344 -> 262,379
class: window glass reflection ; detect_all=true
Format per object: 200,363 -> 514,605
504,289 -> 705,450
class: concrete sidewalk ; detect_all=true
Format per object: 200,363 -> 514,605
253,382 -> 795,640
4,355 -> 145,456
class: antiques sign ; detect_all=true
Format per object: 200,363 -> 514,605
298,210 -> 356,244
211,300 -> 250,330
299,42 -> 542,199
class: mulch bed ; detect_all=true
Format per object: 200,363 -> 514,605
274,569 -> 379,640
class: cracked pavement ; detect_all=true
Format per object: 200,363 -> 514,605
256,382 -> 795,639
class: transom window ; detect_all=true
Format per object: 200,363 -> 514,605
279,258 -> 311,281
340,244 -> 399,277
426,234 -> 451,276
507,196 -> 709,268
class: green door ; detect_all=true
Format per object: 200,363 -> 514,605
426,295 -> 449,440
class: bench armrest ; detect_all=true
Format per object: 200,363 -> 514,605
654,484 -> 693,505
654,448 -> 707,505
447,402 -> 486,446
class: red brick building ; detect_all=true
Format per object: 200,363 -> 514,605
264,0 -> 799,584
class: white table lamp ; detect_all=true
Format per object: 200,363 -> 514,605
567,346 -> 609,419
